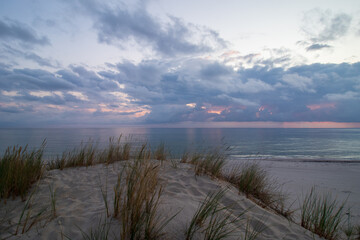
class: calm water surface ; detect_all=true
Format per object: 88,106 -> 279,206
0,128 -> 359,161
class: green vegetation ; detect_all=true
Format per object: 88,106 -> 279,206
223,162 -> 291,219
15,184 -> 48,235
49,184 -> 57,218
0,141 -> 45,201
185,189 -> 239,240
300,187 -> 346,240
243,218 -> 265,240
181,147 -> 228,178
225,163 -> 273,205
48,140 -> 97,170
99,173 -> 110,218
112,149 -> 174,240
78,217 -> 111,240
99,136 -> 131,164
153,142 -> 167,161
48,136 -> 133,170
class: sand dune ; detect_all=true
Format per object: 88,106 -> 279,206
1,161 -> 323,240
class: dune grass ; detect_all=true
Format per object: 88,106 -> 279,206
48,184 -> 56,218
48,136 -> 133,170
223,162 -> 292,219
185,189 -> 240,240
113,170 -> 124,219
15,183 -> 48,235
300,187 -> 346,240
0,141 -> 45,201
185,190 -> 225,239
48,140 -> 97,170
153,142 -> 167,161
99,172 -> 110,218
243,218 -> 266,240
182,146 -> 228,179
77,217 -> 111,240
195,150 -> 227,178
112,148 -> 175,240
225,163 -> 272,203
99,136 -> 131,164
182,149 -> 292,220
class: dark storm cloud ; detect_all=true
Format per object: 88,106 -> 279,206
0,19 -> 50,46
77,0 -> 226,56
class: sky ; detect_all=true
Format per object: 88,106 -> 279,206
0,0 -> 360,128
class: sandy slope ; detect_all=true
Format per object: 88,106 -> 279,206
0,161 -> 323,240
224,159 -> 360,226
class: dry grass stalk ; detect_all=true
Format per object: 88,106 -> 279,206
111,148 -> 174,240
182,147 -> 228,179
185,189 -> 241,240
48,136 -> 133,170
78,217 -> 111,240
300,187 -> 346,240
48,140 -> 97,170
224,162 -> 292,219
243,218 -> 266,240
15,183 -> 48,235
49,184 -> 56,218
0,141 -> 45,201
153,143 -> 167,161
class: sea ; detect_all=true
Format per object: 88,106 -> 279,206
0,128 -> 359,162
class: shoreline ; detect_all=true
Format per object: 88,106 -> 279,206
229,156 -> 360,163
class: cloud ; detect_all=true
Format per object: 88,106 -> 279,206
325,91 -> 359,101
281,73 -> 314,92
67,91 -> 89,101
24,52 -> 60,68
1,44 -> 60,68
306,43 -> 331,51
78,0 -> 226,56
221,48 -> 295,69
0,68 -> 75,91
1,90 -> 21,97
301,9 -> 352,51
238,78 -> 274,93
0,19 -> 50,46
1,59 -> 360,126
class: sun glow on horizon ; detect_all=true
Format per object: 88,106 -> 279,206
145,121 -> 360,128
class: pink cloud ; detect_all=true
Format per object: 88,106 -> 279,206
307,103 -> 335,111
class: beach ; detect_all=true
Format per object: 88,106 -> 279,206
226,159 -> 360,226
1,160 -> 328,240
